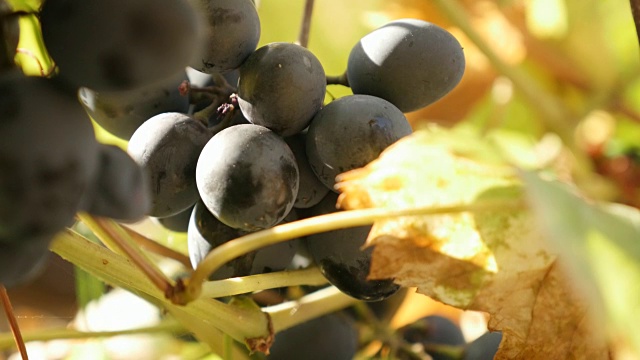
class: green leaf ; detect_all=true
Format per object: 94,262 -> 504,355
523,171 -> 640,355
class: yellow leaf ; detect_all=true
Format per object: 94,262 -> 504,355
336,128 -> 610,359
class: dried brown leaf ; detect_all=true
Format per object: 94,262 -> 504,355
335,129 -> 610,359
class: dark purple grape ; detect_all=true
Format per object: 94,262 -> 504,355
284,133 -> 330,209
127,112 -> 212,218
40,0 -> 201,91
188,0 -> 260,74
347,19 -> 465,112
303,193 -> 400,302
187,199 -> 250,279
306,95 -> 412,190
0,70 -> 99,240
463,332 -> 502,360
153,203 -> 194,233
80,144 -> 150,222
267,313 -> 358,360
366,287 -> 408,322
400,315 -> 465,360
238,42 -> 326,136
187,200 -> 298,280
78,72 -> 189,140
196,124 -> 298,231
0,232 -> 52,288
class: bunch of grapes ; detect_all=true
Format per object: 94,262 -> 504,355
1,0 -> 470,357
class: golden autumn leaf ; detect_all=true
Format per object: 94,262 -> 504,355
335,127 -> 610,359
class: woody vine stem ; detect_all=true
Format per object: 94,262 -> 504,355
631,0 -> 640,48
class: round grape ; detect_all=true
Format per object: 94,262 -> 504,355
267,313 -> 358,360
187,200 -> 298,279
196,124 -> 299,231
0,233 -> 52,288
303,193 -> 400,301
284,133 -> 330,208
238,42 -> 326,136
0,70 -> 99,239
463,332 -> 502,360
400,315 -> 466,360
78,72 -> 189,140
80,144 -> 150,223
188,0 -> 260,74
153,203 -> 194,233
127,112 -> 212,218
306,94 -> 412,190
40,0 -> 202,91
347,19 -> 465,112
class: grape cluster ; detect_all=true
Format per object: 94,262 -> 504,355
1,0 -> 467,356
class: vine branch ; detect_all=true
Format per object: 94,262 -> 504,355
631,0 -> 640,49
297,0 -> 315,48
0,285 -> 28,359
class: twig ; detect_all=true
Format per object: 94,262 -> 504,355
296,0 -> 315,48
631,0 -> 640,49
51,230 -> 270,350
0,285 -> 28,359
121,226 -> 191,269
77,214 -> 175,299
200,267 -> 327,298
326,72 -> 349,87
0,319 -> 186,349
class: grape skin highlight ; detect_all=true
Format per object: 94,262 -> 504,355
347,19 -> 465,112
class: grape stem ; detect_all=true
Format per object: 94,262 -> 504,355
296,0 -> 315,48
172,198 -> 526,305
51,230 -> 271,352
121,225 -> 191,268
186,73 -> 237,126
631,0 -> 640,48
50,230 -> 360,354
0,285 -> 28,359
77,214 -> 176,299
264,286 -> 358,332
15,48 -> 55,77
200,267 -> 327,298
326,72 -> 349,87
0,319 -> 186,350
